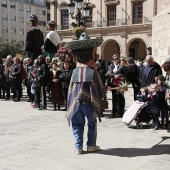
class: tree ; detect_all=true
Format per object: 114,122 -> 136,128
0,39 -> 22,58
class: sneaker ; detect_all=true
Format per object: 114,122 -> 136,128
74,149 -> 83,155
87,146 -> 100,152
38,107 -> 47,110
151,124 -> 155,129
154,126 -> 159,130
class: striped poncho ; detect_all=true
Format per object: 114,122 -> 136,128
65,67 -> 103,123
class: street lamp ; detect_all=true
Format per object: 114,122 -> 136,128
67,0 -> 91,27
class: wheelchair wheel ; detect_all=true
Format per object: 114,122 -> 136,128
136,122 -> 143,129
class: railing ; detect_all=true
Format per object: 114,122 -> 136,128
56,17 -> 152,30
132,18 -> 143,24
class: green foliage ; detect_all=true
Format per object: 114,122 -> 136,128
0,39 -> 22,58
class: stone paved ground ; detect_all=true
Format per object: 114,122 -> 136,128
0,87 -> 170,170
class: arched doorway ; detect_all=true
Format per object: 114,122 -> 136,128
128,39 -> 147,61
102,40 -> 120,61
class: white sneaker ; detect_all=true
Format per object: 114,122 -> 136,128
74,149 -> 83,155
87,146 -> 100,152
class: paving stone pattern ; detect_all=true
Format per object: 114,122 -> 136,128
0,87 -> 170,170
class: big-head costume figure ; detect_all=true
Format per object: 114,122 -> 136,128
25,14 -> 44,62
65,32 -> 104,155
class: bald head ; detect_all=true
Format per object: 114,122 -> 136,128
26,57 -> 32,64
146,55 -> 154,66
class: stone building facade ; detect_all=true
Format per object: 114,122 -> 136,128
0,0 -> 47,47
152,0 -> 170,65
50,0 -> 158,61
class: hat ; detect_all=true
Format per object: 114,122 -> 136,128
65,32 -> 103,50
30,14 -> 38,22
47,21 -> 56,27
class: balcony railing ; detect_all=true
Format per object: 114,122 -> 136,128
133,18 -> 143,24
56,17 -> 152,30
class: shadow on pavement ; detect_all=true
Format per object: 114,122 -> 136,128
96,136 -> 170,157
127,124 -> 152,129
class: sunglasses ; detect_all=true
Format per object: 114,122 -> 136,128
113,58 -> 119,60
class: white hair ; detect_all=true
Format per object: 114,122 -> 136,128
7,55 -> 12,59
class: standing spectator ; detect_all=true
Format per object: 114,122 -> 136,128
44,21 -> 61,60
30,59 -> 39,107
66,53 -> 76,70
139,55 -> 162,87
155,76 -> 169,129
49,63 -> 64,111
25,57 -> 33,102
36,55 -> 49,110
25,14 -> 44,61
95,61 -> 105,86
59,61 -> 72,110
127,57 -> 140,100
107,55 -> 122,117
115,57 -> 128,117
148,84 -> 160,130
65,32 -> 103,155
4,55 -> 13,100
162,57 -> 170,132
0,58 -> 5,98
9,57 -> 22,102
99,57 -> 107,85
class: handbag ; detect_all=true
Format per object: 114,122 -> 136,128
100,100 -> 108,109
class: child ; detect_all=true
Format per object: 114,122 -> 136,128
155,76 -> 169,129
136,87 -> 148,102
147,84 -> 160,130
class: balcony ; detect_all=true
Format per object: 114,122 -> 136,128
132,18 -> 143,24
56,17 -> 152,30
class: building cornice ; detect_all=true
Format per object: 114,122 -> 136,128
57,23 -> 152,39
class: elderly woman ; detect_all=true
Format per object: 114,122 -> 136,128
49,62 -> 64,111
9,57 -> 22,102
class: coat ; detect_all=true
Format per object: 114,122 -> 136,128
9,63 -> 22,83
127,64 -> 140,87
49,70 -> 64,104
59,69 -> 72,89
139,62 -> 162,87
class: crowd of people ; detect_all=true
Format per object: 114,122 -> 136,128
1,51 -> 170,128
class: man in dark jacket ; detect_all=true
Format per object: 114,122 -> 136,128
25,14 -> 44,62
139,55 -> 162,87
36,55 -> 49,110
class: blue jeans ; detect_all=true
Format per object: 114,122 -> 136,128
71,103 -> 97,150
